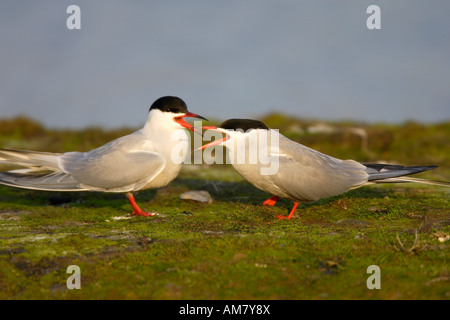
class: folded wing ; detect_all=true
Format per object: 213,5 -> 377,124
0,134 -> 166,192
266,135 -> 369,201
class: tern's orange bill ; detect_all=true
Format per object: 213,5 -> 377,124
174,112 -> 208,134
198,125 -> 229,150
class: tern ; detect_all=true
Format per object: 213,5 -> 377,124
0,96 -> 207,216
201,119 -> 448,220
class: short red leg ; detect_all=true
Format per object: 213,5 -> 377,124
263,196 -> 279,206
127,193 -> 156,217
277,202 -> 299,220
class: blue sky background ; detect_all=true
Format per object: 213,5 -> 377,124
1,1 -> 449,129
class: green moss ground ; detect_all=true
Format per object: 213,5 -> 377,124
0,117 -> 449,299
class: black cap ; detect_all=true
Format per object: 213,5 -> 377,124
149,96 -> 188,113
218,119 -> 269,131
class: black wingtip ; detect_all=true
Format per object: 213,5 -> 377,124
364,163 -> 438,181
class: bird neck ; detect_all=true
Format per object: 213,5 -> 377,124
141,110 -> 190,156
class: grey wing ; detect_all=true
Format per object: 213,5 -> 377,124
0,170 -> 88,191
60,143 -> 166,192
266,136 -> 369,201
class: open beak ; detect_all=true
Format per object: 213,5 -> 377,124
197,125 -> 229,151
174,112 -> 208,134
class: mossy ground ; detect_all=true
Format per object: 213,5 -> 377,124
0,117 -> 449,300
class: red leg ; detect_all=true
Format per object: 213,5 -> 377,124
127,193 -> 156,217
263,196 -> 279,206
277,202 -> 299,220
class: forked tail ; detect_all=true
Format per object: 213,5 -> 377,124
364,163 -> 449,187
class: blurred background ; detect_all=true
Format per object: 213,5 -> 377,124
1,0 -> 449,128
0,1 -> 449,176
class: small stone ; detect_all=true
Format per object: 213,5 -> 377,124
180,190 -> 213,203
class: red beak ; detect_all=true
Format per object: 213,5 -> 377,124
201,125 -> 218,130
174,112 -> 208,134
198,125 -> 229,150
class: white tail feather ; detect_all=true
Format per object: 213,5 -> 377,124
373,176 -> 450,187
